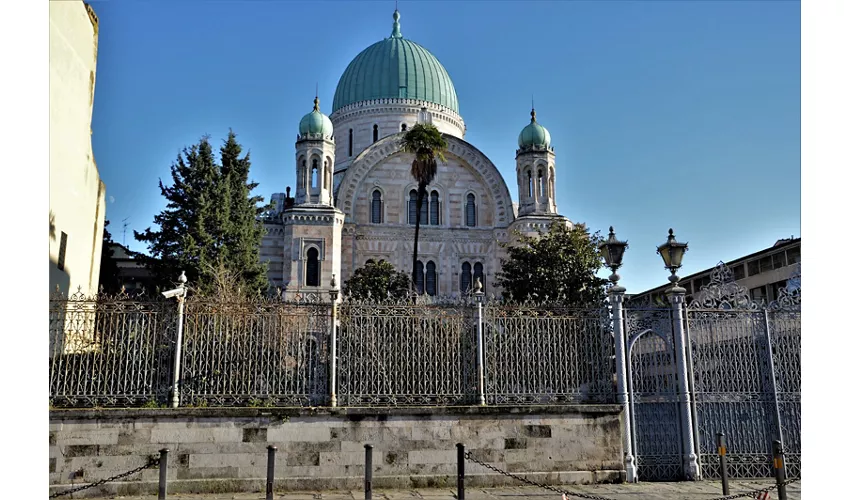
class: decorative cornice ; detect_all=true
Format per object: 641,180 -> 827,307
329,98 -> 465,130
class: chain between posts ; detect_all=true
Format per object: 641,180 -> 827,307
464,452 -> 619,500
707,477 -> 799,500
465,451 -> 799,500
48,457 -> 161,498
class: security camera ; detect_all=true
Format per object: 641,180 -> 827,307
161,287 -> 185,299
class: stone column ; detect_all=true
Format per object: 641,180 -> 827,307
667,288 -> 700,480
609,285 -> 636,482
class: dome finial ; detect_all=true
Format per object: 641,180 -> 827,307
313,95 -> 320,112
391,7 -> 402,38
530,108 -> 536,122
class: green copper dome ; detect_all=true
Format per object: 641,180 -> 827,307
518,109 -> 551,149
299,97 -> 334,138
332,10 -> 459,113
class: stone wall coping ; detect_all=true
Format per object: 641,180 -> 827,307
50,404 -> 622,421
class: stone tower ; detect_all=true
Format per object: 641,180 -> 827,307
280,97 -> 345,295
509,107 -> 569,240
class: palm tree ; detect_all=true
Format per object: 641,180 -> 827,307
398,123 -> 447,295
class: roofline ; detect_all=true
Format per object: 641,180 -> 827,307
633,237 -> 801,296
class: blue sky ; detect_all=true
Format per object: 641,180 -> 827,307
88,0 -> 800,293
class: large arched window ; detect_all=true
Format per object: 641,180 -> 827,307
408,190 -> 418,225
426,261 -> 437,296
430,191 -> 440,225
371,190 -> 383,224
311,159 -> 319,188
348,129 -> 353,157
465,193 -> 477,227
373,124 -> 378,143
414,260 -> 425,294
306,247 -> 320,287
473,263 -> 485,293
549,167 -> 555,199
460,262 -> 472,293
538,169 -> 546,197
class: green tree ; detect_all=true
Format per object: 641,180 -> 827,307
343,260 -> 411,300
219,130 -> 269,294
398,123 -> 447,293
135,133 -> 268,296
496,221 -> 608,306
98,220 -> 122,294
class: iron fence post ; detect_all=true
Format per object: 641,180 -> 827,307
666,288 -> 700,480
266,445 -> 277,500
364,444 -> 373,500
456,443 -> 465,500
773,439 -> 787,500
717,432 -> 729,495
329,278 -> 339,407
168,272 -> 187,409
476,299 -> 485,406
608,286 -> 636,482
763,309 -> 785,446
158,448 -> 169,499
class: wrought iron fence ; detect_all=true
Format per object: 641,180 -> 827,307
49,289 -> 176,408
336,298 -> 478,406
180,294 -> 331,407
483,303 -> 615,405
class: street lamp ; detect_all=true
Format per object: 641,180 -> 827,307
473,277 -> 485,406
599,226 -> 629,288
329,274 -> 339,302
657,228 -> 688,287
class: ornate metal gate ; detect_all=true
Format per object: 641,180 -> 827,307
687,264 -> 801,479
625,307 -> 685,481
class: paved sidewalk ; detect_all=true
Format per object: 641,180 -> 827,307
108,480 -> 801,500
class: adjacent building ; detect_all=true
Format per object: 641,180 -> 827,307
49,1 -> 107,298
631,237 -> 801,306
260,10 -> 570,297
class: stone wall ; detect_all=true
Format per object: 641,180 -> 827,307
49,406 -> 624,497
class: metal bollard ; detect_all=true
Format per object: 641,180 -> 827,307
364,444 -> 373,500
158,448 -> 169,499
456,443 -> 465,500
717,432 -> 729,495
266,445 -> 277,500
773,440 -> 787,500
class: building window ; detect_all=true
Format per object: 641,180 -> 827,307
750,285 -> 767,302
371,190 -> 383,224
460,262 -> 472,293
324,160 -> 331,190
473,262 -> 485,293
311,159 -> 319,188
408,190 -> 418,225
748,260 -> 761,277
465,193 -> 477,227
526,170 -> 533,198
414,260 -> 425,294
732,264 -> 746,281
306,247 -> 320,287
430,191 -> 440,225
57,232 -> 68,271
401,123 -> 407,132
786,246 -> 801,265
426,261 -> 437,296
773,252 -> 787,270
538,169 -> 545,197
373,124 -> 378,143
348,129 -> 353,157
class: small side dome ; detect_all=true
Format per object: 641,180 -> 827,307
298,97 -> 334,139
518,109 -> 551,149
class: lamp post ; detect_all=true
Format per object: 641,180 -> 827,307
328,274 -> 339,407
599,227 -> 636,482
162,271 -> 188,409
473,278 -> 485,406
657,228 -> 700,480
